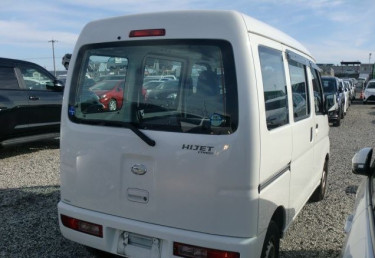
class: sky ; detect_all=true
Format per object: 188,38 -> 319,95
0,0 -> 374,72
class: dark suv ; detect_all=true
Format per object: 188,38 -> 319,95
0,58 -> 63,147
321,76 -> 345,126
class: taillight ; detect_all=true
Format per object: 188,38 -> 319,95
61,215 -> 103,238
129,29 -> 166,38
173,242 -> 240,258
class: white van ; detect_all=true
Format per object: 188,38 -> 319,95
58,10 -> 330,258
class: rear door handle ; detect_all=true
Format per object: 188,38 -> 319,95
29,96 -> 39,101
310,127 -> 313,142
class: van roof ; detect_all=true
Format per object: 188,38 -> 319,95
77,10 -> 313,60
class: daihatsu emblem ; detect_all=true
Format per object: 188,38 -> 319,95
131,164 -> 147,175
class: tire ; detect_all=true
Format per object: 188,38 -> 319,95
310,161 -> 328,202
334,116 -> 341,127
261,221 -> 280,258
108,99 -> 117,111
340,107 -> 344,119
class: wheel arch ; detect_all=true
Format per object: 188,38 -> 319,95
270,206 -> 286,238
324,153 -> 329,175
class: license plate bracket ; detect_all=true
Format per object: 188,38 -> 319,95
117,231 -> 161,258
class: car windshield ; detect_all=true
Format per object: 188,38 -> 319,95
69,40 -> 238,135
367,82 -> 375,89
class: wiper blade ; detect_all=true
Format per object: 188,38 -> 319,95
84,119 -> 155,147
127,122 -> 156,147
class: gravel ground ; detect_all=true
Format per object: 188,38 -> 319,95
1,100 -> 375,257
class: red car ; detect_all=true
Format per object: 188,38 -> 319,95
90,80 -> 125,111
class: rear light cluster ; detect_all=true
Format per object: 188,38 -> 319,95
61,215 -> 103,238
173,242 -> 240,258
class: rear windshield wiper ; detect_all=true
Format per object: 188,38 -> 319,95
127,122 -> 156,147
84,119 -> 156,147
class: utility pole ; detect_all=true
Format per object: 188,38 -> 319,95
369,53 -> 372,64
48,39 -> 58,76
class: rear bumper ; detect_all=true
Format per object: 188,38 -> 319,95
58,201 -> 263,257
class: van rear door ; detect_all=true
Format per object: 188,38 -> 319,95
60,39 -> 258,238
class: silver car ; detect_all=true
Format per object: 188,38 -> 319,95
363,79 -> 375,104
342,147 -> 375,258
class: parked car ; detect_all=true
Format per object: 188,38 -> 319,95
142,80 -> 164,96
90,79 -> 125,111
143,75 -> 176,83
0,57 -> 63,147
146,79 -> 179,108
265,95 -> 288,129
143,80 -> 164,90
322,76 -> 345,126
342,147 -> 375,258
363,79 -> 375,104
343,78 -> 356,100
343,80 -> 351,110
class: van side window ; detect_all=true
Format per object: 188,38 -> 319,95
288,60 -> 310,121
310,67 -> 323,114
259,46 -> 288,130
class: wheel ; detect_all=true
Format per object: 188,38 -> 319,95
310,161 -> 328,202
334,116 -> 341,127
108,99 -> 117,111
340,107 -> 344,119
261,221 -> 280,258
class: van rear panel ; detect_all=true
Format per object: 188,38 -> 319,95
61,126 -> 257,237
60,37 -> 259,238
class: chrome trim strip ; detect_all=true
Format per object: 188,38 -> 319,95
1,133 -> 59,146
259,162 -> 291,193
15,122 -> 60,129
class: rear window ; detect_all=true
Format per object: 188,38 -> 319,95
68,40 -> 238,135
322,78 -> 337,93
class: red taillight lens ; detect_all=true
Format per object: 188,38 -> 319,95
61,215 -> 103,238
129,29 -> 166,38
173,242 -> 240,258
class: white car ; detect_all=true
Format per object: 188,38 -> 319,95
339,79 -> 349,114
363,79 -> 375,104
343,79 -> 355,100
343,80 -> 351,108
342,147 -> 375,258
